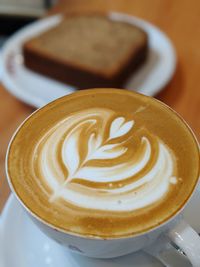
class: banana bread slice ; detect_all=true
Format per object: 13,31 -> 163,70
23,14 -> 148,88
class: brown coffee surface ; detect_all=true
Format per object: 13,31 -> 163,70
7,89 -> 199,238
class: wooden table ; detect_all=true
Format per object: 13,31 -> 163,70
0,0 -> 200,211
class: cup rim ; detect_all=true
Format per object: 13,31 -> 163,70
6,88 -> 200,240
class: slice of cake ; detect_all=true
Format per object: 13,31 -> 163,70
23,14 -> 148,88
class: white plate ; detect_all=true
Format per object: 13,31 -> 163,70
1,187 -> 200,267
1,13 -> 176,109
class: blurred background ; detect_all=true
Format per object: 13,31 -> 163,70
0,0 -> 200,212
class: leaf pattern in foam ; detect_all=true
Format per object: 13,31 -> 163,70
109,117 -> 134,140
74,137 -> 151,183
89,144 -> 127,160
62,116 -> 134,184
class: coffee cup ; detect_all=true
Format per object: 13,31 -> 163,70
6,89 -> 200,266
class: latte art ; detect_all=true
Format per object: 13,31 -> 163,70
34,108 -> 177,212
8,89 -> 199,237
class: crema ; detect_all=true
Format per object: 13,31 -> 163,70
7,89 -> 199,238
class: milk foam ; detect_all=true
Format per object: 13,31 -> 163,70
34,108 -> 177,211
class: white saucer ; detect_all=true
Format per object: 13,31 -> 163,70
1,13 -> 176,108
1,187 -> 199,267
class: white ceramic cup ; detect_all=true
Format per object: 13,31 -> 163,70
6,100 -> 200,267
7,183 -> 200,266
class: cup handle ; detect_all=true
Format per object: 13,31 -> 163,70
144,233 -> 191,266
144,219 -> 200,266
168,219 -> 200,266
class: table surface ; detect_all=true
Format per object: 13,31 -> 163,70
0,0 -> 200,211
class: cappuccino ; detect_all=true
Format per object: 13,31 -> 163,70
7,89 -> 199,238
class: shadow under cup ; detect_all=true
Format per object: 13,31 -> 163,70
5,89 -> 200,259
